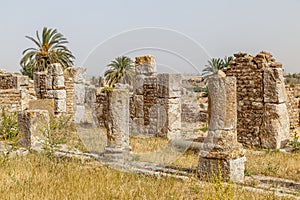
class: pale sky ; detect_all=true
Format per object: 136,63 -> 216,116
1,0 -> 299,75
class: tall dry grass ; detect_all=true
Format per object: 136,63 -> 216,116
0,153 -> 290,200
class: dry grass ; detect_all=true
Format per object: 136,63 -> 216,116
0,153 -> 290,200
245,150 -> 300,182
130,136 -> 169,153
131,136 -> 300,183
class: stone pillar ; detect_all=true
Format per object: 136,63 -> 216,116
18,110 -> 50,150
157,74 -> 182,139
72,67 -> 86,123
104,89 -> 131,161
33,63 -> 67,115
261,66 -> 290,148
131,56 -> 157,136
198,72 -> 245,182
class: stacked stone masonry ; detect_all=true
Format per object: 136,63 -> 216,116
33,64 -> 67,115
285,85 -> 300,129
130,56 -> 182,140
223,52 -> 290,148
0,71 -> 32,114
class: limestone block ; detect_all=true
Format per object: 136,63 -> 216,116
54,99 -> 66,113
49,63 -> 63,76
260,103 -> 290,149
133,75 -> 145,95
53,75 -> 65,89
46,90 -> 66,99
198,156 -> 246,183
17,75 -> 29,86
134,95 -> 144,118
74,83 -> 85,105
29,99 -> 55,120
74,105 -> 85,123
18,110 -> 50,148
207,76 -> 237,130
263,68 -> 286,103
71,67 -> 86,83
157,74 -> 182,98
135,56 -> 156,75
45,75 -> 53,90
205,129 -> 238,148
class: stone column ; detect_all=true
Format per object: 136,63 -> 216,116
104,89 -> 131,161
198,72 -> 245,182
157,74 -> 182,139
131,56 -> 157,136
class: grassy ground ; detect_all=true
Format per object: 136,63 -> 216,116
131,137 -> 300,182
0,153 -> 290,200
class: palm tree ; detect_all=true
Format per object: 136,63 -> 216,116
20,27 -> 75,78
202,56 -> 233,77
104,56 -> 134,87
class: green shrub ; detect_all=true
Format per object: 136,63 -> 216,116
0,108 -> 19,142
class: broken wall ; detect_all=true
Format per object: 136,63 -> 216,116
223,52 -> 290,148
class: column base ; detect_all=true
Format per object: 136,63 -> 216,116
198,156 -> 246,183
103,146 -> 132,163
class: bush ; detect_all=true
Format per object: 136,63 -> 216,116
0,108 -> 19,142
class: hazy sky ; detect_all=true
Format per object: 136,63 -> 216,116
1,0 -> 299,75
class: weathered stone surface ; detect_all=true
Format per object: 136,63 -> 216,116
68,67 -> 86,83
157,74 -> 182,98
134,95 -> 144,118
53,75 -> 65,89
199,75 -> 245,182
29,99 -> 55,120
198,156 -> 246,183
105,89 -> 130,150
74,83 -> 85,105
17,75 -> 29,86
130,118 -> 144,135
133,75 -> 145,95
85,86 -> 96,106
46,90 -> 66,99
285,85 -> 300,129
223,52 -> 290,148
54,99 -> 66,113
135,56 -> 156,75
49,63 -> 64,76
264,68 -> 286,103
74,105 -> 85,123
0,74 -> 19,89
260,103 -> 290,149
18,110 -> 50,148
207,76 -> 237,131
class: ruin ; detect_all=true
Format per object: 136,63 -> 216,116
130,56 -> 182,139
223,52 -> 290,148
18,110 -> 50,149
102,89 -> 131,161
198,72 -> 245,182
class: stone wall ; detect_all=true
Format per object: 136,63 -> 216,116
223,52 -> 290,148
285,85 -> 300,129
0,71 -> 32,113
130,56 -> 182,139
33,64 -> 66,115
